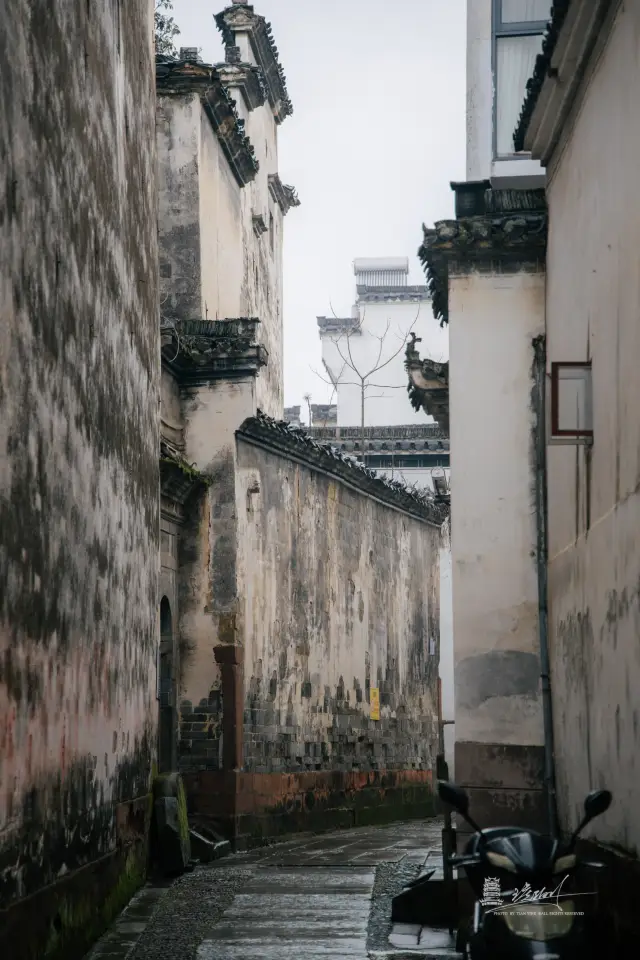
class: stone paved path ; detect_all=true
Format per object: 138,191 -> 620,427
85,820 -> 458,960
197,866 -> 375,959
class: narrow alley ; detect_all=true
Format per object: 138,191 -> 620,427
3,1 -> 640,959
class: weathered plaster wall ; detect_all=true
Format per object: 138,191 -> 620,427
449,270 -> 545,747
199,98 -> 283,419
236,439 -> 442,780
177,378 -> 257,772
439,525 -> 455,777
157,81 -> 285,421
157,94 -> 202,322
0,0 -> 158,954
198,109 -> 244,321
448,269 -> 545,829
545,3 -> 640,857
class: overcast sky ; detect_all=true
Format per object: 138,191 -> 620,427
169,0 -> 466,412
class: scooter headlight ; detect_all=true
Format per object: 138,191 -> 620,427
501,901 -> 576,941
552,854 -> 577,874
485,851 -> 518,873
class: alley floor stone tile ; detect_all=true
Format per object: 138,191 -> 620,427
197,866 -> 375,959
84,820 -> 449,960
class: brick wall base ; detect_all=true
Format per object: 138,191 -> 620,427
182,768 -> 436,847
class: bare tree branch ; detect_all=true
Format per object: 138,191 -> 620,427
316,300 -> 426,433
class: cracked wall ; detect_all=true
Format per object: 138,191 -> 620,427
0,0 -> 158,947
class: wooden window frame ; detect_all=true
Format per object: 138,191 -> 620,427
549,361 -> 593,443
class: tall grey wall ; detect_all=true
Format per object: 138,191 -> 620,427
227,437 -> 442,837
0,2 -> 158,957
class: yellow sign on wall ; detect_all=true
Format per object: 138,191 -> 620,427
370,687 -> 380,720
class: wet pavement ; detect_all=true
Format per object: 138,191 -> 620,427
197,867 -> 375,959
85,819 -> 460,960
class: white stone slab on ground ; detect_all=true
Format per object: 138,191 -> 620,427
197,866 -> 375,960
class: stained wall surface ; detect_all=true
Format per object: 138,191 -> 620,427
448,269 -> 546,832
0,0 -> 159,951
236,439 -> 442,779
545,3 -> 640,856
157,77 -> 286,420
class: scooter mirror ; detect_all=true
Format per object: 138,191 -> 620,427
569,789 -> 612,850
438,780 -> 470,816
584,789 -> 612,822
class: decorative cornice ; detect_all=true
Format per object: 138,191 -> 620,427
215,61 -> 267,111
405,336 -> 449,432
160,438 -> 210,507
156,56 -> 259,188
252,213 -> 268,237
418,187 -> 548,327
268,174 -> 300,214
215,4 -> 293,124
237,412 -> 449,527
513,0 -> 570,153
161,318 -> 268,386
356,285 -> 432,305
317,316 -> 360,336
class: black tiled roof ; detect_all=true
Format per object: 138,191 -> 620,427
513,1 -> 571,152
418,192 -> 547,326
215,4 -> 293,124
237,411 -> 449,527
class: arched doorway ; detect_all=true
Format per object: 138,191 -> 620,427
159,597 -> 175,773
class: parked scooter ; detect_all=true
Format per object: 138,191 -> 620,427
438,780 -> 611,960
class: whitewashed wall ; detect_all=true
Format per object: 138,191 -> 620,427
158,78 -> 286,421
545,2 -> 640,855
449,270 -> 545,748
321,299 -> 448,428
440,527 -> 455,776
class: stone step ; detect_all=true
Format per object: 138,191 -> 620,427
189,827 -> 231,863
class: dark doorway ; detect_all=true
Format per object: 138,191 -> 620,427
159,597 -> 175,773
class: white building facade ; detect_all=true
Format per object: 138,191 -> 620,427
319,258 -> 448,429
317,257 -> 450,493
